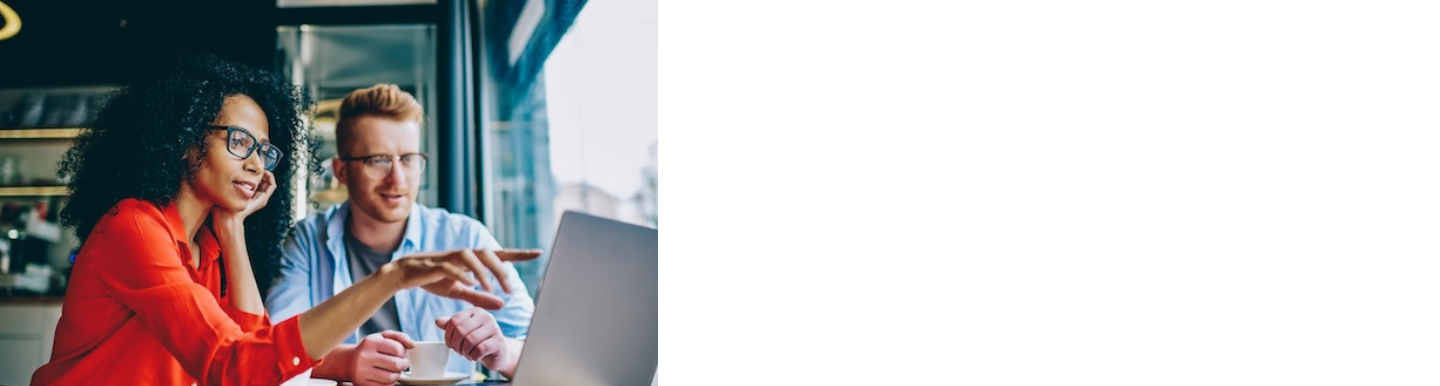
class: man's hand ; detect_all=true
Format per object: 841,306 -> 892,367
350,331 -> 416,386
436,308 -> 519,376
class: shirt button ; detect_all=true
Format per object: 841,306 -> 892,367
191,383 -> 197,386
292,356 -> 300,366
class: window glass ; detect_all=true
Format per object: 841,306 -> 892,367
485,0 -> 657,297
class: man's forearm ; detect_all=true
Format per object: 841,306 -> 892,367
497,338 -> 525,379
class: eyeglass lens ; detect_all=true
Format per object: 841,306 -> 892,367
225,128 -> 280,171
363,154 -> 425,177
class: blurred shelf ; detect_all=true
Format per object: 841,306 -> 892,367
0,186 -> 68,197
0,128 -> 84,139
0,294 -> 65,304
310,187 -> 347,204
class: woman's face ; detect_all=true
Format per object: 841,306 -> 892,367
191,94 -> 272,212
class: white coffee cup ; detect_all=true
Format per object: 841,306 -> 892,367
408,341 -> 449,378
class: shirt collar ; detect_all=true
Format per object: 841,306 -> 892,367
401,201 -> 423,250
328,200 -> 423,253
159,200 -> 188,244
158,200 -> 221,262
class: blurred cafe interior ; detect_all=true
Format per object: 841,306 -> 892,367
0,0 -> 656,383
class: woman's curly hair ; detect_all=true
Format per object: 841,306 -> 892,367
59,52 -> 315,293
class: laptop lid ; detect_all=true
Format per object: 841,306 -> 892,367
509,211 -> 658,386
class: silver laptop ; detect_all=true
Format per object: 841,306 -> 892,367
487,211 -> 658,386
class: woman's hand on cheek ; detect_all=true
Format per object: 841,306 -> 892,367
240,170 -> 278,217
211,171 -> 277,230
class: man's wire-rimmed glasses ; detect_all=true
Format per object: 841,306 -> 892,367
339,153 -> 428,179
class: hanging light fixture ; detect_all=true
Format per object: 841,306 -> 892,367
0,0 -> 19,41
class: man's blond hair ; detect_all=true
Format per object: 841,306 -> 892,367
336,84 -> 423,153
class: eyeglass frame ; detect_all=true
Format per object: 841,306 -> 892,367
338,153 -> 429,178
206,125 -> 282,171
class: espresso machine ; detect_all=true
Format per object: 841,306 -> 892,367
0,201 -> 66,295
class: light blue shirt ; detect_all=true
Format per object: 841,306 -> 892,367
266,201 -> 534,375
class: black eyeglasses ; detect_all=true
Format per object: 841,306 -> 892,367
208,125 -> 282,171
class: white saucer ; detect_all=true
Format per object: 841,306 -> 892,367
307,379 -> 338,386
398,371 -> 471,385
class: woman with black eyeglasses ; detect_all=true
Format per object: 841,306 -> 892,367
31,52 -> 524,386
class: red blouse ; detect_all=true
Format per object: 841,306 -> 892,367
31,198 -> 319,385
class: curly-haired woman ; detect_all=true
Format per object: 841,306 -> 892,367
30,52 -> 534,386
